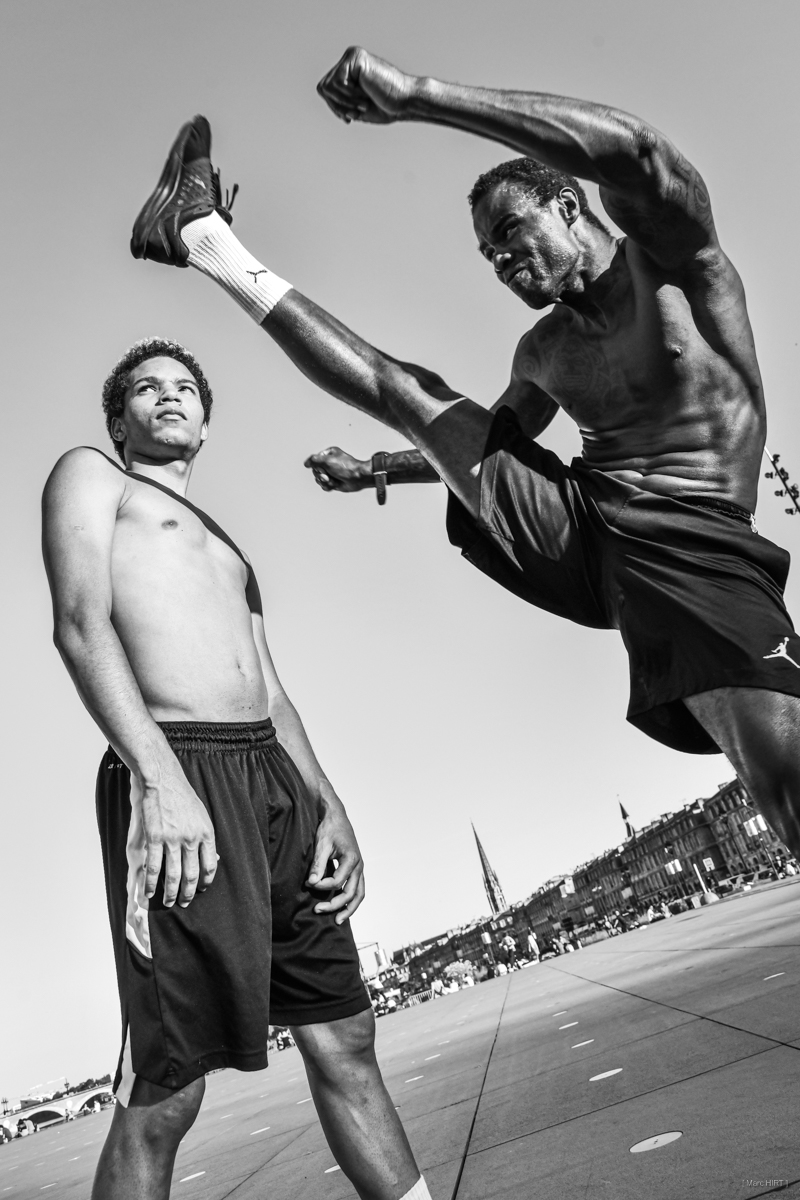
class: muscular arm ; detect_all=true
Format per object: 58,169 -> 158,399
491,332 -> 560,436
251,614 -> 365,921
42,448 -> 216,907
319,48 -> 717,268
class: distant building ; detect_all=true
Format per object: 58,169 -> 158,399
392,779 -> 792,986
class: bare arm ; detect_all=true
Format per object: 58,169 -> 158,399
251,613 -> 364,923
304,446 -> 438,494
490,331 -> 560,436
42,448 -> 217,908
305,332 -> 558,493
318,48 -> 718,268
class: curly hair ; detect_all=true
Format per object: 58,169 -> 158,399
101,338 -> 214,460
468,157 -> 609,233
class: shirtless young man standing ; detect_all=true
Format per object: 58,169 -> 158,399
42,339 -> 429,1200
129,48 -> 800,860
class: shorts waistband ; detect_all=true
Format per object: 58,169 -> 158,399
679,495 -> 754,526
157,719 -> 277,754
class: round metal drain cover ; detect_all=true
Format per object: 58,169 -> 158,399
630,1131 -> 683,1154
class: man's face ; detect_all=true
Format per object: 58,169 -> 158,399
473,182 -> 581,309
113,357 -> 208,462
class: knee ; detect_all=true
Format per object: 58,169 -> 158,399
154,1085 -> 204,1137
336,1011 -> 377,1061
126,1076 -> 205,1148
294,1011 -> 377,1080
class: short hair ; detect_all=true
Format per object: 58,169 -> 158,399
468,157 -> 609,232
101,338 -> 214,460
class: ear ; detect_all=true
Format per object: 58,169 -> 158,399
110,416 -> 127,446
200,422 -> 209,443
557,187 -> 581,226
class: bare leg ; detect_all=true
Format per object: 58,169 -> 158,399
684,687 -> 800,857
91,1076 -> 204,1200
292,1010 -> 420,1200
265,292 -> 492,517
179,212 -> 492,518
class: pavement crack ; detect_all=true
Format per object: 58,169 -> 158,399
541,962 -> 800,1051
450,978 -> 511,1200
464,1042 -> 778,1158
216,1125 -> 311,1198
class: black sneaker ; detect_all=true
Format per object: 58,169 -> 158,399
130,115 -> 237,266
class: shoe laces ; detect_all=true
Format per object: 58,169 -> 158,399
212,169 -> 238,217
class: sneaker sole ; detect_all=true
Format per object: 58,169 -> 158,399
130,117 -> 206,262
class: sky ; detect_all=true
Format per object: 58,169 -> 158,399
2,0 -> 799,1099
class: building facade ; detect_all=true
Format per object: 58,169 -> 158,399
392,778 -> 792,988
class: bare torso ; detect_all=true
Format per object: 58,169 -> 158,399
518,239 -> 765,510
110,471 -> 269,722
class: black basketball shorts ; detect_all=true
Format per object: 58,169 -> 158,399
96,719 -> 369,1102
446,406 -> 800,754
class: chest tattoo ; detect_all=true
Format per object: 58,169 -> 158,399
535,328 -> 624,415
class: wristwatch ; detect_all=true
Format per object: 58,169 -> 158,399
372,452 -> 389,506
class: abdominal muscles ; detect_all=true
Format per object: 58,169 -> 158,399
577,393 -> 764,507
110,543 -> 269,723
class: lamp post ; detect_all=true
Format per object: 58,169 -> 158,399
739,804 -> 776,871
663,839 -> 684,897
716,811 -> 751,874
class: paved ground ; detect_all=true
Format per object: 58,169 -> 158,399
3,880 -> 800,1199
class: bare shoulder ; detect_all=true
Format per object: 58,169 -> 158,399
598,127 -> 721,272
43,447 -> 126,511
46,446 -> 122,486
627,231 -> 745,302
513,311 -> 569,376
495,320 -> 562,435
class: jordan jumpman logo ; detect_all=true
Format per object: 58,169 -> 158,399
763,637 -> 800,668
247,269 -> 269,283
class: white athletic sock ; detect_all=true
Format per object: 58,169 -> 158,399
400,1177 -> 431,1200
181,211 -> 292,324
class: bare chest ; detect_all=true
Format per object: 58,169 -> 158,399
526,284 -> 703,429
112,487 -> 249,602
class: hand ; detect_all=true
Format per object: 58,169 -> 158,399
307,790 -> 365,924
304,447 -> 372,493
317,46 -> 418,125
141,767 -> 218,909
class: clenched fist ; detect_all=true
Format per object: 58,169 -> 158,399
317,47 -> 418,125
304,447 -> 372,493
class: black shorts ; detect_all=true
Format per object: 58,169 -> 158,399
96,719 -> 369,1101
446,406 -> 800,754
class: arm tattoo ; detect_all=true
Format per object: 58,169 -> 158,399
667,153 -> 711,220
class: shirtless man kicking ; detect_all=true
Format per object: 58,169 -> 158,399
129,49 -> 800,860
42,339 -> 429,1200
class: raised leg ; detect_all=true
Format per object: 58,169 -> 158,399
291,1010 -> 423,1200
264,291 -> 493,517
91,1075 -> 205,1200
181,213 -> 492,518
684,687 -> 800,857
132,120 -> 494,516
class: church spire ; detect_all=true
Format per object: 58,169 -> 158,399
472,824 -> 507,915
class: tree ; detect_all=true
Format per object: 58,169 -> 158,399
444,961 -> 475,983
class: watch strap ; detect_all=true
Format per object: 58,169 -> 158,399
372,452 -> 388,506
